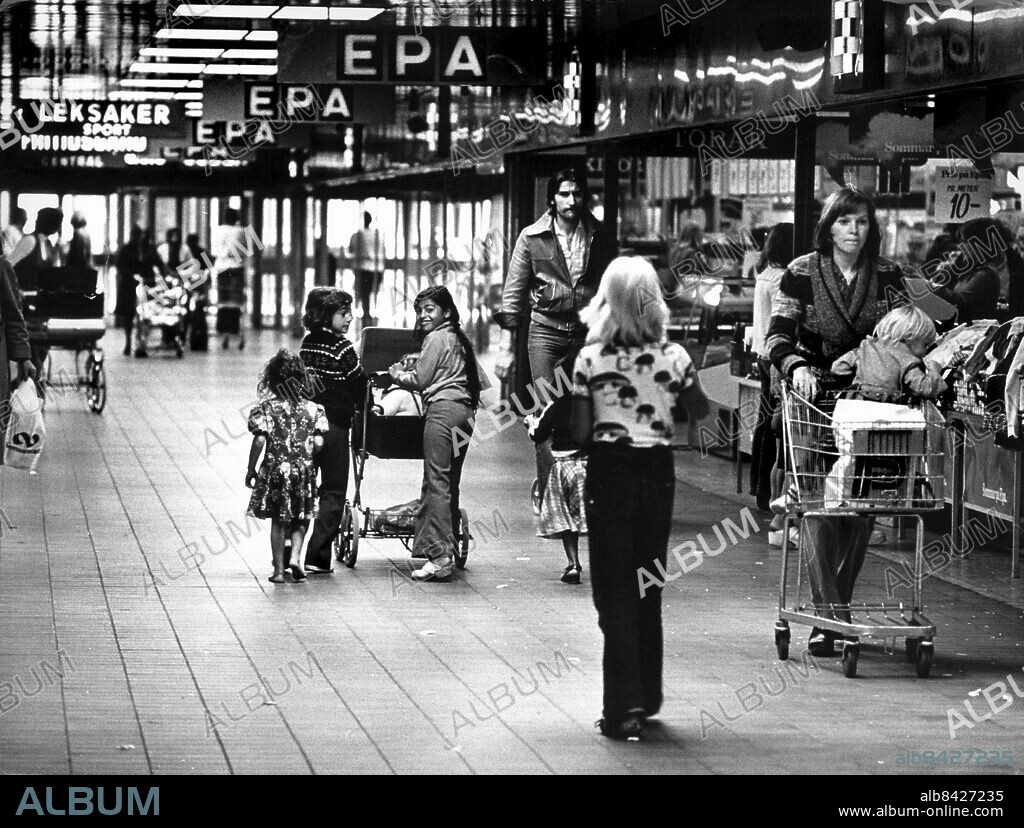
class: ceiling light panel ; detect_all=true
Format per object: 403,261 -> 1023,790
202,64 -> 278,75
220,49 -> 278,59
130,62 -> 208,74
141,47 -> 224,59
119,79 -> 191,88
173,4 -> 276,19
156,28 -> 248,41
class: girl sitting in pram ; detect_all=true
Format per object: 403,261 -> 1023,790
824,306 -> 947,508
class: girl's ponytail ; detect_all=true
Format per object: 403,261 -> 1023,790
452,322 -> 482,409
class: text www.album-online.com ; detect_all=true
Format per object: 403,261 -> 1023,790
838,806 -> 1004,817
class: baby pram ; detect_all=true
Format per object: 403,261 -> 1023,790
23,266 -> 107,414
334,327 -> 472,569
135,280 -> 187,358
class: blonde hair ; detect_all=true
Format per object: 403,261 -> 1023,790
873,305 -> 936,347
580,256 -> 667,347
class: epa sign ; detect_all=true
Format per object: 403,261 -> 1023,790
279,27 -> 542,85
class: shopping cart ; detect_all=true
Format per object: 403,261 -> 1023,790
333,327 -> 471,570
774,385 -> 947,678
23,266 -> 107,414
134,280 -> 187,358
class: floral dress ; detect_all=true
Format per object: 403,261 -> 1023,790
246,397 -> 328,521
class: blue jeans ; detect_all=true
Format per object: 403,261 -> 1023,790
414,400 -> 474,565
586,442 -> 675,720
527,321 -> 586,496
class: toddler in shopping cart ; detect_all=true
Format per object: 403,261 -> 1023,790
824,305 -> 947,507
245,349 -> 328,584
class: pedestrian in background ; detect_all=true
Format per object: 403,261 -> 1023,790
246,349 -> 328,584
66,212 -> 92,269
0,253 -> 36,452
214,207 -> 247,350
349,211 -> 384,326
749,222 -> 792,519
571,256 -> 709,740
496,168 -> 609,514
1,208 -> 27,258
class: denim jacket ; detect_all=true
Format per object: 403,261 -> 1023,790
498,212 -> 607,333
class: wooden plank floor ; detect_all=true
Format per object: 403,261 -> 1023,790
1,329 -> 1021,775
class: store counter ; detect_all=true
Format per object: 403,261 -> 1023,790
946,412 -> 1022,580
696,363 -> 761,493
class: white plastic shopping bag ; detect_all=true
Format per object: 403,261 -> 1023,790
4,381 -> 45,473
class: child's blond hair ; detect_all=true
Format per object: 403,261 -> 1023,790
873,305 -> 936,348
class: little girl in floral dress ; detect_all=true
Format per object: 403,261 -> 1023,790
245,349 -> 328,583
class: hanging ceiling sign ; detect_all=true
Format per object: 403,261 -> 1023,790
245,84 -> 355,122
8,100 -> 187,155
279,26 -> 543,85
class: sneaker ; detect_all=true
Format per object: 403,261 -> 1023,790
868,529 -> 887,546
768,527 -> 800,548
411,560 -> 454,582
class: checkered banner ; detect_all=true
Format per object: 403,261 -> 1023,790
832,0 -> 862,77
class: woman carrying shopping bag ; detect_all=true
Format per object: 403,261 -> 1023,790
0,252 -> 37,463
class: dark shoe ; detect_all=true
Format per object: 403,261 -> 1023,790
268,572 -> 285,584
597,713 -> 644,740
123,345 -> 131,356
560,565 -> 581,585
238,338 -> 245,351
289,565 -> 307,582
807,628 -> 838,656
756,494 -> 772,513
135,349 -> 148,358
222,337 -> 229,350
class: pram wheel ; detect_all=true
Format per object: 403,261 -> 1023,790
85,353 -> 106,414
455,508 -> 470,570
915,641 -> 934,678
336,504 -> 360,568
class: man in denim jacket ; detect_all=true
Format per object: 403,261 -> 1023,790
495,168 -> 609,505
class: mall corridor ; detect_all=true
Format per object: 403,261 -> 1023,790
0,331 -> 1021,776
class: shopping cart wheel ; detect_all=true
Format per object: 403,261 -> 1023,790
915,641 -> 934,678
774,622 -> 790,661
842,641 -> 860,678
905,638 -> 918,662
905,618 -> 922,661
455,508 -> 470,570
85,354 -> 107,415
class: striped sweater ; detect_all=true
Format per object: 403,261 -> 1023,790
299,329 -> 368,428
767,251 -> 907,381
